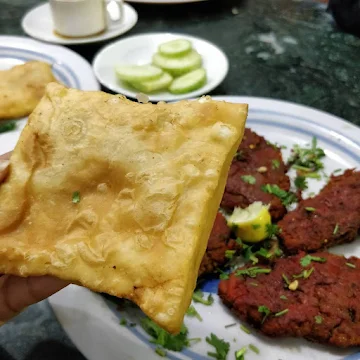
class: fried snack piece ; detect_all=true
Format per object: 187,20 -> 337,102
0,61 -> 57,120
221,128 -> 290,221
279,170 -> 360,253
0,83 -> 247,333
219,252 -> 360,347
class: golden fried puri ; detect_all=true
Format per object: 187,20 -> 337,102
0,83 -> 247,333
0,61 -> 57,120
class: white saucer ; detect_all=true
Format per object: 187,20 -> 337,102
21,2 -> 138,45
93,33 -> 229,102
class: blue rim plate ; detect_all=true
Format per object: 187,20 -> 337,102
43,96 -> 359,360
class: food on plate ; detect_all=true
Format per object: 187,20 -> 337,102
169,68 -> 207,95
0,83 -> 248,333
221,128 -> 292,221
199,212 -> 238,277
227,202 -> 272,243
0,61 -> 57,120
115,38 -> 207,94
279,169 -> 360,253
219,251 -> 360,347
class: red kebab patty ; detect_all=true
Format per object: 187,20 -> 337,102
221,128 -> 290,221
279,170 -> 360,253
219,251 -> 360,347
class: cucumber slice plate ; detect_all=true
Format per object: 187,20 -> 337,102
115,65 -> 163,83
169,68 -> 207,94
152,50 -> 202,76
130,72 -> 173,93
158,39 -> 192,58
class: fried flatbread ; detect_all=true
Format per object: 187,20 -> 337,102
0,83 -> 247,333
0,61 -> 57,120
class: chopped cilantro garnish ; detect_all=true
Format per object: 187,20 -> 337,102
235,267 -> 271,278
272,159 -> 280,169
225,249 -> 236,259
305,207 -> 316,212
261,184 -> 297,206
206,333 -> 230,360
274,309 -> 289,317
292,267 -> 314,279
0,121 -> 16,134
235,238 -> 243,246
217,268 -> 230,280
240,324 -> 251,334
120,318 -> 127,326
224,323 -> 236,328
300,255 -> 326,267
141,318 -> 189,351
252,224 -> 261,230
282,273 -> 290,285
315,315 -> 323,324
294,175 -> 308,190
155,347 -> 167,357
72,191 -> 81,204
249,344 -> 260,354
333,169 -> 342,173
258,305 -> 270,323
250,282 -> 258,287
333,224 -> 339,235
346,262 -> 356,269
241,175 -> 256,185
192,290 -> 214,306
234,151 -> 244,161
235,346 -> 247,360
280,295 -> 287,300
266,223 -> 281,238
186,305 -> 202,321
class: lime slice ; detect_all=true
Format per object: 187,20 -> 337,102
130,72 -> 173,93
115,65 -> 163,83
227,202 -> 272,243
158,39 -> 192,58
169,68 -> 206,94
152,50 -> 202,76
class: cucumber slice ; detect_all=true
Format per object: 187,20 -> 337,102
152,50 -> 202,76
169,68 -> 207,94
158,39 -> 192,58
115,65 -> 163,82
130,72 -> 173,93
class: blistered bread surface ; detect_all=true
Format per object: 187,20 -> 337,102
0,61 -> 57,119
0,83 -> 247,332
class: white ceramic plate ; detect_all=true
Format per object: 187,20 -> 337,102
46,97 -> 360,360
0,35 -> 99,154
92,33 -> 229,102
22,2 -> 138,45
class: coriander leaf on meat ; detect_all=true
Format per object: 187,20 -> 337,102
315,315 -> 323,324
305,207 -> 316,212
333,224 -> 339,235
241,175 -> 256,185
266,224 -> 281,238
258,305 -> 270,323
261,184 -> 297,206
192,290 -> 214,306
0,121 -> 16,134
274,309 -> 289,317
272,159 -> 280,169
300,255 -> 327,267
346,262 -> 356,269
225,249 -> 236,259
206,333 -> 230,360
294,176 -> 308,190
217,268 -> 230,280
141,318 -> 189,351
235,267 -> 271,278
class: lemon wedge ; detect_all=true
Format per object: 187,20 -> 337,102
227,202 -> 271,243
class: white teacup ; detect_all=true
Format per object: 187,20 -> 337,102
50,0 -> 124,38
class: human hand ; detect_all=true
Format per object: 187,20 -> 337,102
0,152 -> 69,324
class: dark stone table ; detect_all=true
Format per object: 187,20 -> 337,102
0,1 -> 359,359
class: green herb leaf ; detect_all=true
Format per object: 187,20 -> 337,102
72,191 -> 81,204
141,318 -> 189,351
225,249 -> 236,259
346,262 -> 356,269
315,315 -> 323,324
294,176 -> 308,190
240,324 -> 251,334
282,273 -> 290,285
155,347 -> 167,357
293,267 -> 314,279
333,169 -> 342,174
300,255 -> 327,267
272,159 -> 280,169
280,295 -> 287,300
120,318 -> 127,326
252,224 -> 261,230
249,344 -> 260,354
234,151 -> 244,161
235,267 -> 271,278
224,323 -> 236,328
217,268 -> 230,280
241,175 -> 256,185
0,121 -> 16,134
258,305 -> 270,323
266,224 -> 281,238
186,305 -> 202,321
333,224 -> 339,235
235,346 -> 247,360
192,290 -> 214,306
305,207 -> 316,212
235,238 -> 243,246
249,282 -> 258,287
274,309 -> 289,317
261,184 -> 297,206
206,333 -> 230,360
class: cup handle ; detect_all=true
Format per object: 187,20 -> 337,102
105,0 -> 124,24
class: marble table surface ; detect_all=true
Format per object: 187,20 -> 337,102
0,0 -> 359,359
